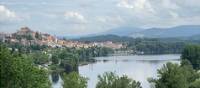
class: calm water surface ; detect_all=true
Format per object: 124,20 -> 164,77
52,54 -> 180,88
79,54 -> 180,88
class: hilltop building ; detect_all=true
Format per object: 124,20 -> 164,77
15,27 -> 36,37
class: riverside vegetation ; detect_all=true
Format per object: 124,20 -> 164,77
1,42 -> 200,88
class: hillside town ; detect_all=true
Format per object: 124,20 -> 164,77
0,27 -> 123,49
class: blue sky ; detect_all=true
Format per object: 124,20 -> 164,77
0,0 -> 200,36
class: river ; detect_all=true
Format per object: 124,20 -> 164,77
51,54 -> 180,88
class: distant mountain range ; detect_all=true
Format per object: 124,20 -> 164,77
73,25 -> 200,42
99,27 -> 145,36
99,25 -> 200,38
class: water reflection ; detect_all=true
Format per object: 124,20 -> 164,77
50,72 -> 63,88
51,54 -> 180,88
51,72 -> 59,83
79,54 -> 180,88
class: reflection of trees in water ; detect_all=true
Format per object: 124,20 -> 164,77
136,60 -> 164,64
103,59 -> 109,63
51,72 -> 59,83
51,62 -> 79,83
134,59 -> 180,64
64,64 -> 73,74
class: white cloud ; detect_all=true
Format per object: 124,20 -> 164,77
96,15 -> 124,24
0,5 -> 17,21
169,11 -> 179,19
162,0 -> 179,10
64,11 -> 86,24
117,0 -> 134,9
117,0 -> 155,13
94,15 -> 125,31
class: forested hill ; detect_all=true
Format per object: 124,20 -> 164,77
74,34 -> 200,54
73,34 -> 200,43
74,35 -> 134,43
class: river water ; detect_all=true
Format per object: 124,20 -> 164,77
52,54 -> 180,88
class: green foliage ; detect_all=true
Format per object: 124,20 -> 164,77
15,34 -> 34,40
63,72 -> 88,88
31,51 -> 49,65
26,34 -> 34,40
29,44 -> 48,51
181,44 -> 200,70
76,34 -> 134,43
151,63 -> 189,88
149,62 -> 200,88
58,49 -> 79,73
51,54 -> 59,65
50,46 -> 113,73
190,79 -> 200,88
132,41 -> 186,54
7,42 -> 48,54
0,45 -> 51,88
96,72 -> 141,88
75,35 -> 196,54
77,47 -> 114,61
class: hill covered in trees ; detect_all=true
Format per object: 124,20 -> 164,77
75,34 -> 200,54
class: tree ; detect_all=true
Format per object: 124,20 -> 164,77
149,62 -> 200,88
58,49 -> 79,73
26,34 -> 34,40
51,54 -> 59,65
150,62 -> 188,88
63,72 -> 88,88
31,51 -> 49,65
0,45 -> 51,88
190,79 -> 200,88
96,72 -> 141,88
181,44 -> 200,70
35,32 -> 42,40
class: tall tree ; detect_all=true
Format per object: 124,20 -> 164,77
0,45 -> 51,88
31,51 -> 49,65
149,62 -> 200,88
63,72 -> 88,88
96,72 -> 141,88
35,32 -> 42,40
181,44 -> 200,70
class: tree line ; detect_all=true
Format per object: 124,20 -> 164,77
75,34 -> 200,54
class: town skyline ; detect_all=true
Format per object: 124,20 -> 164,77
0,27 -> 123,49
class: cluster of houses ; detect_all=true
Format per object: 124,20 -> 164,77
0,27 -> 123,49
